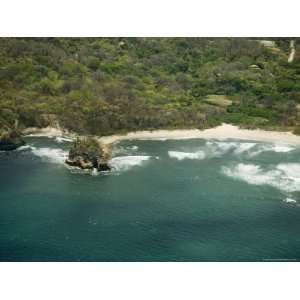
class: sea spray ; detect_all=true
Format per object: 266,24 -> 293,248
171,140 -> 297,160
16,145 -> 33,151
91,168 -> 98,176
222,163 -> 300,193
55,136 -> 74,143
249,144 -> 295,157
31,147 -> 68,164
110,155 -> 151,172
168,150 -> 206,160
283,198 -> 298,204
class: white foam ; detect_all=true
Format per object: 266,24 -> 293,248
205,141 -> 256,157
272,145 -> 294,152
283,198 -> 298,204
110,155 -> 151,172
139,138 -> 167,141
222,163 -> 300,192
91,168 -> 99,176
55,136 -> 73,143
212,141 -> 239,151
168,141 -> 256,160
206,141 -> 238,156
112,145 -> 139,156
16,145 -> 32,151
166,140 -> 295,163
233,142 -> 257,154
205,140 -> 295,158
31,147 -> 68,164
168,150 -> 206,160
249,144 -> 295,157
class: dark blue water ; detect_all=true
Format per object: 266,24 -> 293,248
0,137 -> 300,261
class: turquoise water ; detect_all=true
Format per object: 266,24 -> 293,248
0,136 -> 300,261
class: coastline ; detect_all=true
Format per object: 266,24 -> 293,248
23,126 -> 67,137
22,126 -> 78,140
23,124 -> 300,146
98,124 -> 300,145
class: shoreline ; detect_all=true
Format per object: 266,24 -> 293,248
98,124 -> 300,145
22,126 -> 78,140
23,124 -> 300,146
23,126 -> 67,137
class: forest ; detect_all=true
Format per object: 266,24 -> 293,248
1,37 -> 300,137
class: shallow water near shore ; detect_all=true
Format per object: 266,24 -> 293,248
1,136 -> 300,261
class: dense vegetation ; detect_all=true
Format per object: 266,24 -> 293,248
1,37 -> 300,136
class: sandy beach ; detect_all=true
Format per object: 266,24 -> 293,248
23,124 -> 300,146
23,126 -> 66,137
22,126 -> 79,140
98,124 -> 300,145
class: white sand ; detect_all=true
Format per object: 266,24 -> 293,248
23,126 -> 75,138
23,124 -> 300,146
98,124 -> 300,145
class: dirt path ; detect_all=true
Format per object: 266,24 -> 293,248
288,40 -> 295,63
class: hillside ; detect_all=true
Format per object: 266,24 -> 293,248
1,37 -> 300,136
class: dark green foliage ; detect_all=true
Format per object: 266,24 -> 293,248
0,37 -> 299,135
293,127 -> 300,135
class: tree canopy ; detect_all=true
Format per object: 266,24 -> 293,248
1,37 -> 299,135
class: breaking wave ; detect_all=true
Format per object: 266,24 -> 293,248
283,198 -> 298,204
55,136 -> 73,143
168,150 -> 206,160
110,155 -> 151,172
206,141 -> 242,156
168,141 -> 256,161
222,163 -> 300,192
16,145 -> 32,151
233,143 -> 257,154
112,145 -> 139,156
168,140 -> 296,161
205,141 -> 294,157
31,147 -> 68,164
249,144 -> 295,157
204,141 -> 257,157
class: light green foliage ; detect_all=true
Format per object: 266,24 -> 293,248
204,95 -> 233,107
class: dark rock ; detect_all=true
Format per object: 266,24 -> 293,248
98,163 -> 112,171
0,129 -> 25,151
65,137 -> 111,171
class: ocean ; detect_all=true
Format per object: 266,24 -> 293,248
0,136 -> 299,261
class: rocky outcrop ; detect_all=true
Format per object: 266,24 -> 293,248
35,114 -> 61,129
65,137 -> 111,171
22,113 -> 66,136
0,129 -> 25,151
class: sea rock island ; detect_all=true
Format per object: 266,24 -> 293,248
65,137 -> 112,171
